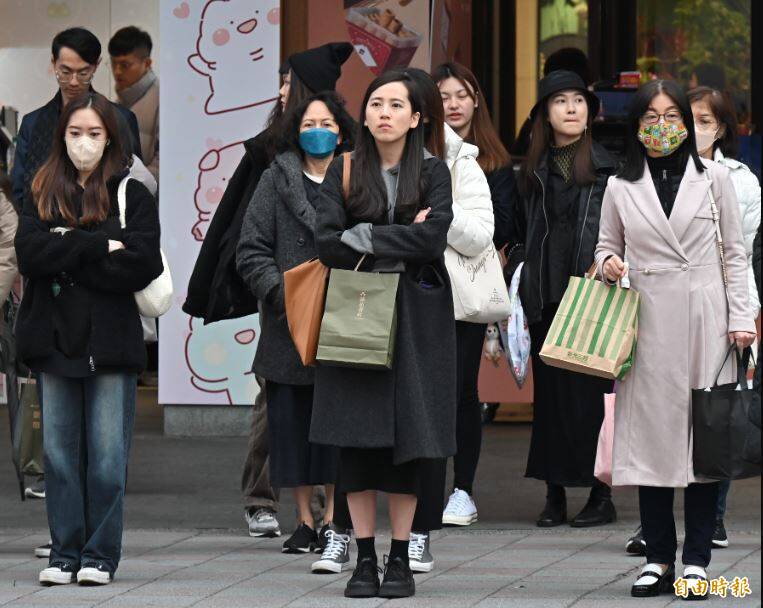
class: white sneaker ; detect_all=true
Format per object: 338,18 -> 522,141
77,563 -> 112,585
311,529 -> 351,574
245,508 -> 282,538
39,562 -> 75,585
442,488 -> 478,526
409,532 -> 434,573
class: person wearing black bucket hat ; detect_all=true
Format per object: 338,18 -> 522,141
505,69 -> 618,530
183,43 -> 356,542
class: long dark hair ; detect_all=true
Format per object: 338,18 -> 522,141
346,71 -> 426,224
432,62 -> 510,173
280,91 -> 356,157
687,86 -> 739,159
618,79 -> 705,182
0,171 -> 13,205
519,91 -> 596,195
261,69 -> 313,162
397,68 -> 445,159
32,92 -> 126,225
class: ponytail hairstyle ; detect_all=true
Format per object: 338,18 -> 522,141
345,71 -> 426,224
432,61 -> 510,173
32,92 -> 127,226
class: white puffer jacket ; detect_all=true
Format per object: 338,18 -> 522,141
444,124 -> 494,256
715,148 -> 761,316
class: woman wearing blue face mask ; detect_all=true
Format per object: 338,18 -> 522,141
236,91 -> 355,555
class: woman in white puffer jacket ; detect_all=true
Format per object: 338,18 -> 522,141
688,86 -> 761,553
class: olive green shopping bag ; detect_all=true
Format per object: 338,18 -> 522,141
316,260 -> 399,370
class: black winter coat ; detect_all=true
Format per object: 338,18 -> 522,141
14,173 -> 163,373
309,156 -> 457,464
183,132 -> 269,323
506,141 -> 616,324
236,152 -> 317,385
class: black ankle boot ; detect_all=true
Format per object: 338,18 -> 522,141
571,481 -> 617,527
536,483 -> 567,527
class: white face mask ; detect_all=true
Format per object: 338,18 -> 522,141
694,127 -> 719,155
65,135 -> 107,171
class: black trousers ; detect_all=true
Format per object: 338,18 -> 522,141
452,321 -> 487,493
639,483 -> 720,568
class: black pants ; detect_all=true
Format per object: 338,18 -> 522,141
639,483 -> 720,568
452,321 -> 486,493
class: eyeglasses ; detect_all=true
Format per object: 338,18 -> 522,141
641,110 -> 683,125
55,68 -> 95,85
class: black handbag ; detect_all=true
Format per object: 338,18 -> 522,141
742,340 -> 761,465
691,345 -> 760,480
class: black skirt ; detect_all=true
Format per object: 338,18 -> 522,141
337,447 -> 423,495
525,307 -> 613,487
266,381 -> 339,488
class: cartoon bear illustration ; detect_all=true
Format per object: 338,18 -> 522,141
192,140 -> 245,241
187,0 -> 279,114
184,315 -> 260,404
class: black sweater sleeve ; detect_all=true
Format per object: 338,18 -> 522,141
72,180 -> 163,293
14,196 -> 109,278
488,165 -> 518,250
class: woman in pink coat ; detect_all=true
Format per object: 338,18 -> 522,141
595,80 -> 756,600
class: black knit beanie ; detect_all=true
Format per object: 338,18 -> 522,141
288,42 -> 354,93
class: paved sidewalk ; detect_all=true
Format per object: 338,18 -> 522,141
0,527 -> 760,607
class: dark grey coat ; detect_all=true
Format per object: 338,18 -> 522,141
309,155 -> 457,464
236,151 -> 317,385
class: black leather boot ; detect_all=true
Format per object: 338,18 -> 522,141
536,483 -> 567,527
571,481 -> 617,527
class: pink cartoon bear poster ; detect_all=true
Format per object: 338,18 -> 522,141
159,1 -> 279,405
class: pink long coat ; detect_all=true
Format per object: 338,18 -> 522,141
595,159 -> 755,488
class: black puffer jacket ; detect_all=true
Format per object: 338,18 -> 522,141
506,141 -> 616,324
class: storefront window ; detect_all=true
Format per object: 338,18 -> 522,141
538,0 -> 588,78
637,0 -> 752,129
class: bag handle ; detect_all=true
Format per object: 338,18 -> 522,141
342,152 -> 351,201
712,343 -> 753,388
705,171 -> 728,289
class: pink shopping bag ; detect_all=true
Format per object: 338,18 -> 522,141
594,392 -> 616,486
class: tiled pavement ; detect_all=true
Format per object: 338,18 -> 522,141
0,527 -> 759,607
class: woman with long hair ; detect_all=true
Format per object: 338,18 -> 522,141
14,92 -> 162,586
311,71 -> 456,599
596,79 -> 755,599
507,70 -> 617,528
432,61 -> 514,528
236,91 -> 355,559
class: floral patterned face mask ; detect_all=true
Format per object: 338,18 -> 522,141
637,122 -> 688,156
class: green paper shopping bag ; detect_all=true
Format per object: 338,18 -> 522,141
316,259 -> 399,370
540,267 -> 640,380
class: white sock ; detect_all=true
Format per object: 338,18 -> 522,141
635,563 -> 668,586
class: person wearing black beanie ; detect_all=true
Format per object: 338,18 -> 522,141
288,42 -> 354,94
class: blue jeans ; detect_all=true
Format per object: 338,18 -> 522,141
41,373 -> 137,574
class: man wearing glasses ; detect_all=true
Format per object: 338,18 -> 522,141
11,27 -> 143,207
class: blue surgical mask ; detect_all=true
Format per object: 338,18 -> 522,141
299,128 -> 339,158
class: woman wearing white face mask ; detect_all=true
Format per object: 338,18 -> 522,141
688,86 -> 761,553
14,92 -> 162,587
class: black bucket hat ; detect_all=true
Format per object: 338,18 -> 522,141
529,69 -> 600,120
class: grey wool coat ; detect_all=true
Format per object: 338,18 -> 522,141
595,158 -> 756,488
236,151 -> 317,385
309,155 -> 458,464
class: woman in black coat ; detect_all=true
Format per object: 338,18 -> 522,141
236,92 -> 355,557
14,93 -> 162,585
507,70 -> 617,529
311,71 -> 455,599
